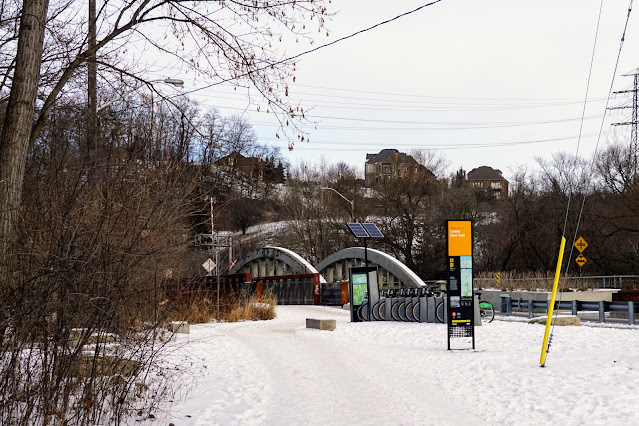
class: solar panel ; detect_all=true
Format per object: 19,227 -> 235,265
347,222 -> 370,239
362,223 -> 384,238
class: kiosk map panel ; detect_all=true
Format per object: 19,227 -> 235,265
447,221 -> 475,350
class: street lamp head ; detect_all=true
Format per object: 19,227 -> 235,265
319,186 -> 355,220
163,78 -> 184,87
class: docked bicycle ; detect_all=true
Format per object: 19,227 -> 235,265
435,291 -> 495,323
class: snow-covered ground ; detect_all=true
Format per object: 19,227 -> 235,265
151,306 -> 639,425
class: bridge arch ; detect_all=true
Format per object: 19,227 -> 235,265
315,247 -> 426,288
231,246 -> 326,283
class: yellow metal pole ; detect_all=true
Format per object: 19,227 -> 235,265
540,236 -> 566,367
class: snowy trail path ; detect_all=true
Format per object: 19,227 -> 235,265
222,306 -> 472,425
162,305 -> 639,426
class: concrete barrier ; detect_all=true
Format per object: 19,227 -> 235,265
169,321 -> 190,334
306,318 -> 336,331
529,315 -> 581,326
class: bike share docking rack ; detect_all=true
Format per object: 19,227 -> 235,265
356,287 -> 444,323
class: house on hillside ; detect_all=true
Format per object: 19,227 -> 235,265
364,149 -> 433,185
467,166 -> 508,200
215,152 -> 285,184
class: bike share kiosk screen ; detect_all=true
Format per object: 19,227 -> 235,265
447,220 -> 475,350
349,266 -> 379,322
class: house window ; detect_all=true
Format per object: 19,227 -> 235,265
491,182 -> 502,189
472,182 -> 482,189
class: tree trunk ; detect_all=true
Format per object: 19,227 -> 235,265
0,0 -> 49,281
87,0 -> 98,157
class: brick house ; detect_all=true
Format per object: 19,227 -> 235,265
215,152 -> 285,184
365,149 -> 433,185
466,166 -> 508,200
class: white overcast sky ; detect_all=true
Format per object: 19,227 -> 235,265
182,0 -> 638,180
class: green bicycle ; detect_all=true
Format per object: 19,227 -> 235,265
435,291 -> 495,323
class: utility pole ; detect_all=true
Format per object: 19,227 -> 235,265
609,68 -> 639,172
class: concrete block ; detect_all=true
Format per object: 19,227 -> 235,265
169,321 -> 190,334
306,318 -> 336,331
529,315 -> 581,326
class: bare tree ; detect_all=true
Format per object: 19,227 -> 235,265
536,152 -> 590,196
0,0 -> 332,281
370,150 -> 447,275
0,0 -> 49,272
1,98 -> 195,423
596,141 -> 636,194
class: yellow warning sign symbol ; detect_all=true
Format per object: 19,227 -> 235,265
575,253 -> 587,267
574,237 -> 588,253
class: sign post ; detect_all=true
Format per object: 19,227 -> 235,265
446,220 -> 475,350
203,258 -> 219,317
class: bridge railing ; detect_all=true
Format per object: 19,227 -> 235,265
254,274 -> 320,305
170,274 -> 349,306
499,295 -> 636,325
476,275 -> 639,291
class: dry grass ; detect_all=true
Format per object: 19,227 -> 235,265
164,286 -> 277,324
227,290 -> 277,322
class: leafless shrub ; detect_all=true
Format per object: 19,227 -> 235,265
0,151 -> 194,424
227,290 -> 277,323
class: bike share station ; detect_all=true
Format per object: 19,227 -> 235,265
347,220 -> 483,350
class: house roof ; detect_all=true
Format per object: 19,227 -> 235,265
467,166 -> 506,181
366,149 -> 417,165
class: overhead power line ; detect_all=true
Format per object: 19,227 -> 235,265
544,0 -> 634,367
288,82 -> 609,103
200,86 -> 608,111
180,1 -> 445,98
258,133 -> 599,150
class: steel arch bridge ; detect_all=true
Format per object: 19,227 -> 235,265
231,246 -> 426,288
315,247 -> 426,288
231,246 -> 326,282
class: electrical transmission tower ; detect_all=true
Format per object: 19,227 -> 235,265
609,69 -> 639,170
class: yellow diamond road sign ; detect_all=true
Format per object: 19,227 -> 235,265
574,237 -> 588,252
575,253 -> 587,267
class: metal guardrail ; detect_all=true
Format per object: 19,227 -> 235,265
476,275 -> 639,290
499,296 -> 636,325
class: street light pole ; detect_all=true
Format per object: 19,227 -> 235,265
96,78 -> 184,112
320,186 -> 355,220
